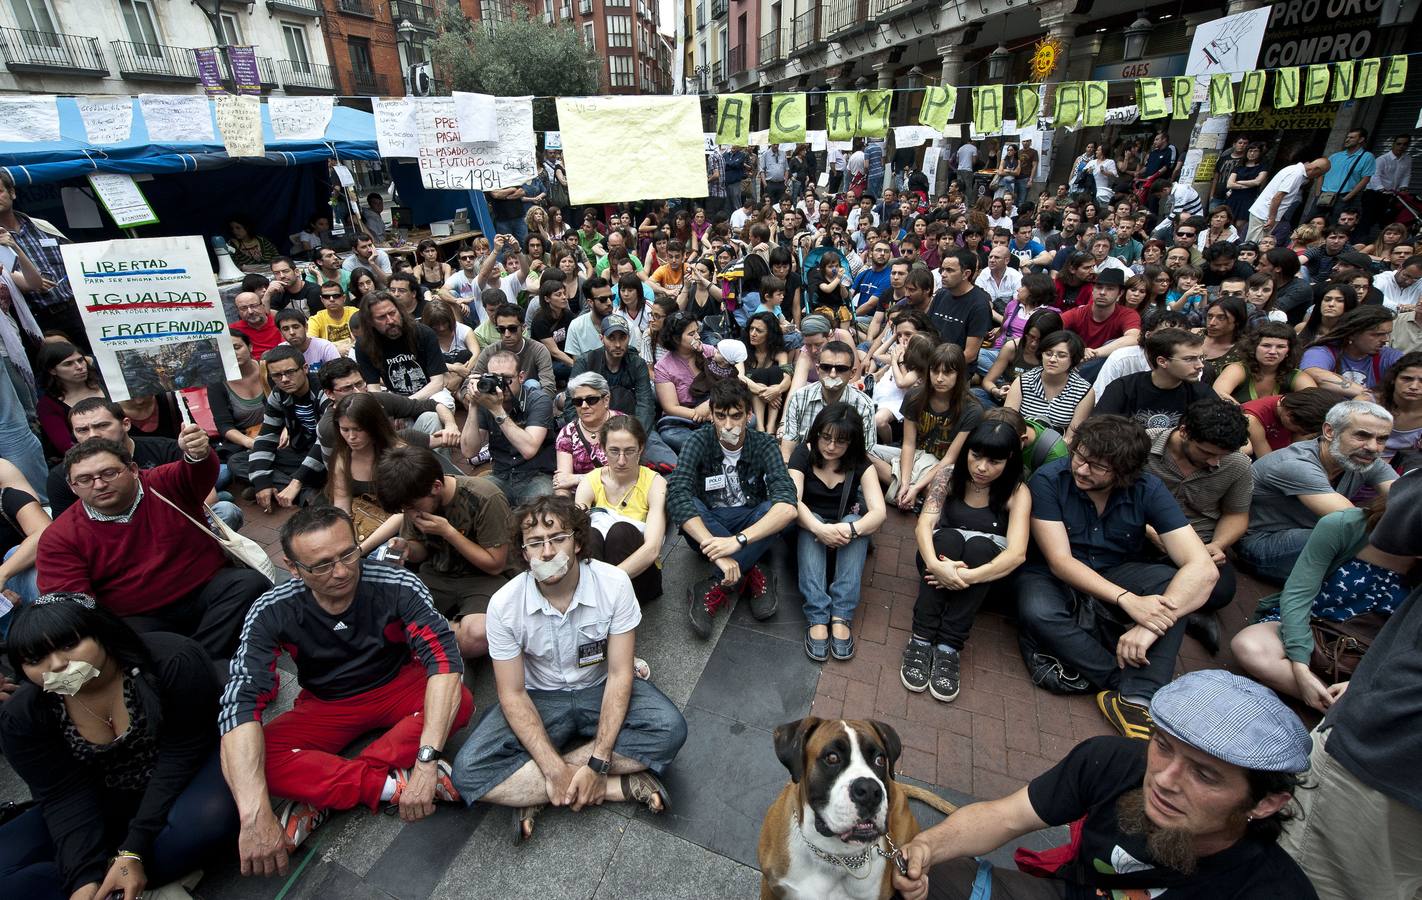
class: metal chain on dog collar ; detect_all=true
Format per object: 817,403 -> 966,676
799,832 -> 903,879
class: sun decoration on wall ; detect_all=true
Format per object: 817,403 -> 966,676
1029,36 -> 1063,81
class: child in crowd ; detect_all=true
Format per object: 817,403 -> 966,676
753,275 -> 802,350
877,343 -> 982,511
872,331 -> 934,445
1167,265 -> 1207,324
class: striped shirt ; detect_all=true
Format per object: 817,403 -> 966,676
1016,367 -> 1091,432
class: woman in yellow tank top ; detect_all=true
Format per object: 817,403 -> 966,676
575,415 -> 668,604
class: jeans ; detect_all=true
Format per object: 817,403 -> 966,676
798,513 -> 869,624
210,500 -> 243,532
656,417 -> 703,454
726,180 -> 744,211
686,498 -> 778,573
0,360 -> 46,503
1235,528 -> 1314,586
1016,562 -> 1185,701
1,545 -> 37,637
489,471 -> 554,508
976,347 -> 1000,376
1014,177 -> 1032,209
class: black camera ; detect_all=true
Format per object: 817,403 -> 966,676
476,372 -> 511,394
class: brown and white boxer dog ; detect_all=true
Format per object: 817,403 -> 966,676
758,717 -> 956,900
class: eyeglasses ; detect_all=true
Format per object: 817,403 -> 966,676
569,395 -> 604,407
817,433 -> 850,447
1071,451 -> 1113,476
496,324 -> 522,334
70,466 -> 127,488
818,363 -> 852,375
604,447 -> 640,459
293,545 -> 361,576
269,368 -> 302,382
522,532 -> 573,553
1041,351 -> 1072,361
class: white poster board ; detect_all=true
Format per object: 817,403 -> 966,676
1185,7 -> 1269,81
86,174 -> 158,228
415,96 -> 536,191
61,236 -> 240,401
268,96 -> 333,141
76,96 -> 134,144
451,91 -> 498,143
139,94 -> 215,143
373,97 -> 419,158
0,97 -> 60,142
214,94 -> 265,158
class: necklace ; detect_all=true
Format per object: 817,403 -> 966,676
68,695 -> 117,734
603,470 -> 639,509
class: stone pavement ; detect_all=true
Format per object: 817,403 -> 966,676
0,491 -> 1290,900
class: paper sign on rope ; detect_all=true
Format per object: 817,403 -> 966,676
214,94 -> 264,158
76,97 -> 133,144
769,93 -> 806,143
373,98 -> 419,158
61,235 -> 239,402
858,90 -> 892,138
1303,66 -> 1330,105
1137,79 -> 1169,120
139,94 -> 214,143
1237,70 -> 1266,113
1016,86 -> 1040,128
416,96 -> 536,191
269,96 -> 333,141
452,91 -> 499,143
716,94 -> 751,146
0,96 -> 60,143
1383,56 -> 1408,94
557,95 -> 707,205
918,85 -> 957,132
1355,58 -> 1380,98
825,92 -> 859,141
973,85 -> 1003,135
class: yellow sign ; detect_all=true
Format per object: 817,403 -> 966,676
825,91 -> 859,141
1029,36 -> 1062,82
1356,58 -> 1380,98
973,85 -> 1003,135
919,85 -> 957,131
1274,67 -> 1299,108
715,93 -> 751,146
1137,79 -> 1169,120
1054,82 -> 1081,127
1234,103 -> 1341,132
1383,55 -> 1408,95
1304,65 -> 1330,105
769,93 -> 806,143
1331,61 -> 1355,102
858,90 -> 892,138
1083,81 -> 1108,126
1209,74 -> 1235,115
1172,76 -> 1193,119
1016,85 -> 1040,126
1238,70 -> 1266,113
1194,151 -> 1220,185
558,96 -> 709,205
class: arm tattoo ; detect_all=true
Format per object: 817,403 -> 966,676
922,466 -> 952,516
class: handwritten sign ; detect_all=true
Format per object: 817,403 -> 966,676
215,94 -> 264,158
452,91 -> 498,143
86,173 -> 159,228
139,94 -> 214,143
373,97 -> 418,158
269,96 -> 332,141
0,96 -> 60,142
415,96 -> 535,191
76,96 -> 133,144
61,236 -> 239,401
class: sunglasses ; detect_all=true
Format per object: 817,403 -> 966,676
818,363 -> 852,375
496,324 -> 522,334
321,292 -> 344,299
569,395 -> 604,407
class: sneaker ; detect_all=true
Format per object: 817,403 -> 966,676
900,642 -> 932,693
928,648 -> 961,702
1028,652 -> 1093,695
688,578 -> 732,639
740,565 -> 777,620
276,799 -> 328,849
1097,691 -> 1155,741
389,760 -> 463,805
469,446 -> 492,466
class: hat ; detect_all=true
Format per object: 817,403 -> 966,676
1095,267 -> 1127,287
1149,670 -> 1312,773
716,338 -> 748,365
801,314 -> 833,336
1336,249 -> 1372,270
601,314 -> 631,336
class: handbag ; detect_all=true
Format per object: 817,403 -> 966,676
150,488 -> 277,584
350,493 -> 390,545
1309,612 -> 1389,682
1315,152 -> 1365,210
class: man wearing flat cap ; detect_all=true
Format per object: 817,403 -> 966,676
891,670 -> 1319,899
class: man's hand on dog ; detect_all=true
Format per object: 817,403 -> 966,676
891,838 -> 931,900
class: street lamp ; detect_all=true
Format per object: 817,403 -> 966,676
1123,13 -> 1153,62
987,44 -> 1010,81
397,18 -> 417,94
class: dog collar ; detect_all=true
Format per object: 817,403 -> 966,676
799,831 -> 898,878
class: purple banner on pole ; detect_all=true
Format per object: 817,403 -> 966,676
227,46 -> 262,96
194,48 -> 224,97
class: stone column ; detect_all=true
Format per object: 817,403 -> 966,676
933,31 -> 971,194
1034,0 -> 1085,191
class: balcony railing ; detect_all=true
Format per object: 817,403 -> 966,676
823,0 -> 871,37
278,59 -> 336,92
759,29 -> 780,63
791,7 -> 821,51
711,0 -> 728,18
580,0 -> 592,13
870,0 -> 908,18
391,0 -> 436,25
266,0 -> 322,16
351,69 -> 388,96
560,2 -> 572,18
112,40 -> 198,81
712,60 -> 723,83
335,0 -> 375,16
0,26 -> 107,76
728,44 -> 745,74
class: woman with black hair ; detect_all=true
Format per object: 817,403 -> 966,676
739,312 -> 791,435
35,341 -> 105,456
0,594 -> 237,900
902,420 -> 1031,702
1297,282 -> 1359,345
653,312 -> 715,453
1200,295 -> 1249,380
1213,322 -> 1317,402
1300,305 -> 1405,399
789,403 -> 887,662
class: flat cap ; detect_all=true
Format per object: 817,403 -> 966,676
1149,670 -> 1311,773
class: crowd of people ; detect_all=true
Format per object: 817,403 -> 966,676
0,124 -> 1418,900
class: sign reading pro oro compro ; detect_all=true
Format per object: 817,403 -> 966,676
61,236 -> 240,401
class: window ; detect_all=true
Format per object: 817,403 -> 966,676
609,54 -> 633,87
9,0 -> 57,33
219,13 -> 244,46
119,0 -> 161,56
283,23 -> 311,71
605,0 -> 629,7
695,0 -> 704,28
718,26 -> 727,68
605,14 -> 631,48
348,36 -> 373,75
582,21 -> 595,49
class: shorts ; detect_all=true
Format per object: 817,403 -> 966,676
417,565 -> 508,619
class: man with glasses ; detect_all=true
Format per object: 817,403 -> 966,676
1018,415 -> 1218,738
263,256 -> 323,316
1166,221 -> 1205,268
472,303 -> 557,395
237,345 -> 329,514
38,423 -> 269,659
219,504 -> 474,866
229,290 -> 283,358
463,348 -> 556,506
315,357 -> 459,455
374,445 -> 517,659
442,249 -> 482,321
779,339 -> 879,460
309,280 -> 356,350
449,495 -> 685,842
564,277 -> 637,359
1096,328 -> 1211,430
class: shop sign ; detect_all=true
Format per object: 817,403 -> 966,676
1259,0 -> 1385,68
1092,54 -> 1187,82
1233,102 -> 1341,130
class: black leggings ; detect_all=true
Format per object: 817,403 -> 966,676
587,521 -> 663,604
912,529 -> 1003,649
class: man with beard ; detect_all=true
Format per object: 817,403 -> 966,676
1236,400 -> 1395,584
891,669 -> 1318,900
354,291 -> 447,400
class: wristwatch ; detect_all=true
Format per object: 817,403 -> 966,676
494,413 -> 509,425
735,532 -> 749,547
586,754 -> 612,776
848,522 -> 859,540
416,745 -> 442,764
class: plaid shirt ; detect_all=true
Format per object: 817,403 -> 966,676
10,213 -> 72,311
706,150 -> 727,198
666,426 -> 797,526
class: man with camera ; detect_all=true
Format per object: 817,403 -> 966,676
461,349 -> 556,506
472,303 -> 557,395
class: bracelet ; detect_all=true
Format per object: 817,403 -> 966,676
111,851 -> 143,865
1115,589 -> 1131,605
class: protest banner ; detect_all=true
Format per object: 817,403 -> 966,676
269,96 -> 332,141
215,94 -> 264,158
76,96 -> 133,144
139,94 -> 214,143
61,236 -> 238,402
86,174 -> 158,228
0,96 -> 59,142
558,95 -> 707,205
415,96 -> 536,191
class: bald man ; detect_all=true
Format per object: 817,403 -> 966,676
1248,157 -> 1331,243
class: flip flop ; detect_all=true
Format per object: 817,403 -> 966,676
621,771 -> 671,815
511,804 -> 543,845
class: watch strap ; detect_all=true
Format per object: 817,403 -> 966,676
587,754 -> 612,775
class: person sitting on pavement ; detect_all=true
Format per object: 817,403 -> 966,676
564,313 -> 676,467
666,379 -> 798,638
1018,415 -> 1218,738
1240,386 -> 1335,457
218,505 -> 473,870
0,595 -> 238,900
0,458 -> 47,628
574,415 -> 668,606
37,425 -> 269,660
461,349 -> 557,506
374,445 -> 517,659
354,291 -> 449,400
229,291 -> 282,359
778,339 -> 880,467
790,403 -> 888,663
1300,305 -> 1404,401
274,307 -> 341,374
1236,399 -> 1395,585
341,234 -> 392,288
471,302 -> 558,395
264,256 -> 323,315
1094,328 -> 1211,430
1142,398 -> 1254,655
316,357 -> 460,455
324,392 -> 427,557
232,345 -> 329,514
448,495 -> 687,844
891,670 -> 1318,900
554,372 -> 626,494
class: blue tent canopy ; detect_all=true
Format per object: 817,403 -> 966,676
0,98 -> 379,186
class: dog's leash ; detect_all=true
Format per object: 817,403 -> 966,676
798,832 -> 910,880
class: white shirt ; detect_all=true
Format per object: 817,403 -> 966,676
485,560 -> 641,693
1093,345 -> 1150,399
1249,163 -> 1308,221
1169,183 -> 1204,218
729,207 -> 752,231
1197,226 -> 1240,251
1374,270 -> 1422,311
956,143 -> 978,170
342,247 -> 393,276
1088,158 -> 1118,204
846,208 -> 879,231
847,151 -> 867,175
1372,150 -> 1412,193
975,266 -> 1022,307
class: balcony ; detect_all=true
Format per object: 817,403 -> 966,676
351,69 -> 389,96
790,7 -> 824,53
266,0 -> 322,16
335,0 -> 375,17
560,2 -> 572,18
0,27 -> 107,76
391,0 -> 437,27
278,59 -> 336,92
870,0 -> 935,22
111,40 -> 198,82
728,44 -> 745,74
712,60 -> 723,83
580,0 -> 592,12
637,0 -> 650,19
711,0 -> 727,18
823,0 -> 872,39
759,29 -> 780,64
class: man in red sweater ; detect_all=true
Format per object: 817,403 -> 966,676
230,291 -> 283,358
36,423 -> 270,659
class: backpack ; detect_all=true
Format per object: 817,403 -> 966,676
1027,419 -> 1066,471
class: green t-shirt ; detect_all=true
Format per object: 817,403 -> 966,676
1022,421 -> 1069,474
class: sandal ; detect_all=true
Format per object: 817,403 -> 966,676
634,657 -> 652,680
511,804 -> 543,845
620,771 -> 671,815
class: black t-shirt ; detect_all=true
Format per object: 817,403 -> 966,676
531,307 -> 574,350
927,286 -> 993,348
1095,371 -> 1211,430
46,435 -> 183,517
274,280 -> 323,316
1028,737 -> 1318,900
488,192 -> 524,221
356,323 -> 448,395
1200,260 -> 1254,287
0,486 -> 36,552
788,443 -> 867,522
